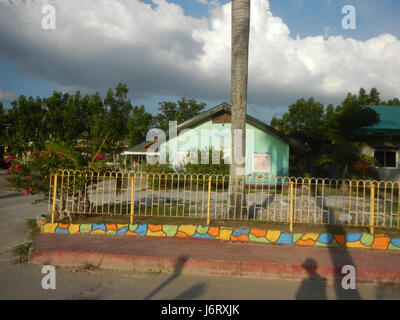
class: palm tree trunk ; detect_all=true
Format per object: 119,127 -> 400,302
229,0 -> 250,219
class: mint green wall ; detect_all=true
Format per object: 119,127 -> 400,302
162,118 -> 289,177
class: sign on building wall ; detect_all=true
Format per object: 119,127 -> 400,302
252,153 -> 271,173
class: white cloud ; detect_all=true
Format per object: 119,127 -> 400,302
0,0 -> 399,109
0,88 -> 16,102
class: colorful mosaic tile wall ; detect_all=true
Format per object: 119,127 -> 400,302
37,216 -> 400,251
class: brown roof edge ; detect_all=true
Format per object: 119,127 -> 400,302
144,139 -> 158,148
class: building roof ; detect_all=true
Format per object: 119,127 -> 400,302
121,140 -> 159,156
360,105 -> 400,132
176,102 -> 298,147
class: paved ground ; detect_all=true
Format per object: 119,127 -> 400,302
2,171 -> 400,300
31,234 -> 400,283
0,172 -> 47,262
2,261 -> 400,300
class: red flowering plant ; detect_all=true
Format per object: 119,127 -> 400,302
5,148 -> 75,204
5,144 -> 120,224
5,140 -> 120,224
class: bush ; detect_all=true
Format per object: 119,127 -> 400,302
183,148 -> 229,176
4,149 -> 75,201
4,146 -> 117,205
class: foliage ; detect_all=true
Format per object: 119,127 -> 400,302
183,148 -> 230,175
12,241 -> 32,265
2,86 -> 209,169
271,88 -> 384,179
102,83 -> 133,157
0,102 -> 6,167
154,97 -> 206,131
1,84 -> 214,205
127,105 -> 154,146
3,140 -> 114,205
142,156 -> 175,174
6,95 -> 46,154
4,149 -> 75,201
43,91 -> 84,144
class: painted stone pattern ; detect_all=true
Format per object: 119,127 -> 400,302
38,219 -> 400,251
36,215 -> 47,227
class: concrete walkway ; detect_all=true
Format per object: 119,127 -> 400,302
30,233 -> 400,293
0,172 -> 47,262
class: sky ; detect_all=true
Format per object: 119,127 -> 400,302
0,0 -> 399,123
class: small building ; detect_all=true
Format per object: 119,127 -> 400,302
360,105 -> 400,181
121,140 -> 159,172
122,102 -> 296,180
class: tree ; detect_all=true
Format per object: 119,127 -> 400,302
102,83 -> 133,161
229,0 -> 251,218
367,88 -> 381,105
127,105 -> 154,146
271,98 -> 328,177
155,98 -> 206,131
0,102 -> 7,167
43,91 -> 84,144
325,92 -> 380,177
0,102 -> 5,140
357,87 -> 400,106
81,92 -> 106,154
272,89 -> 381,178
6,95 -> 46,154
383,98 -> 400,106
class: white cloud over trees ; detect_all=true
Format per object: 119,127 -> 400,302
0,0 -> 399,107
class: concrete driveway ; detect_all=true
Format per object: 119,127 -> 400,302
0,172 -> 47,262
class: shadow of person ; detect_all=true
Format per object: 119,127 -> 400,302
295,258 -> 327,300
144,255 -> 190,300
174,282 -> 207,300
315,196 -> 361,300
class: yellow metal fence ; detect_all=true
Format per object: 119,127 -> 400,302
49,170 -> 400,233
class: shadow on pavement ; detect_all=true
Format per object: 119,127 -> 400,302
144,255 -> 190,300
324,224 -> 361,300
313,196 -> 361,300
174,282 -> 207,300
374,283 -> 400,299
295,258 -> 327,300
0,193 -> 25,200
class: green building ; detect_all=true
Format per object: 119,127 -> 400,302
360,105 -> 400,182
122,103 -> 296,181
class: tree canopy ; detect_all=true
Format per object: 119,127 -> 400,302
154,97 -> 206,131
1,85 -> 207,165
271,88 -> 390,178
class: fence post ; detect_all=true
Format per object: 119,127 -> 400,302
51,174 -> 58,223
370,184 -> 375,235
289,181 -> 294,233
130,176 -> 135,225
207,176 -> 212,225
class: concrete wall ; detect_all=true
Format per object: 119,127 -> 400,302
40,221 -> 400,251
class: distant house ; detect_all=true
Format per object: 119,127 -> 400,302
122,102 -> 297,180
121,140 -> 159,172
360,105 -> 400,181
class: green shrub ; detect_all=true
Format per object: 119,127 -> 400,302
184,148 -> 229,176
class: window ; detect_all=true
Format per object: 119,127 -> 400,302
374,150 -> 397,168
